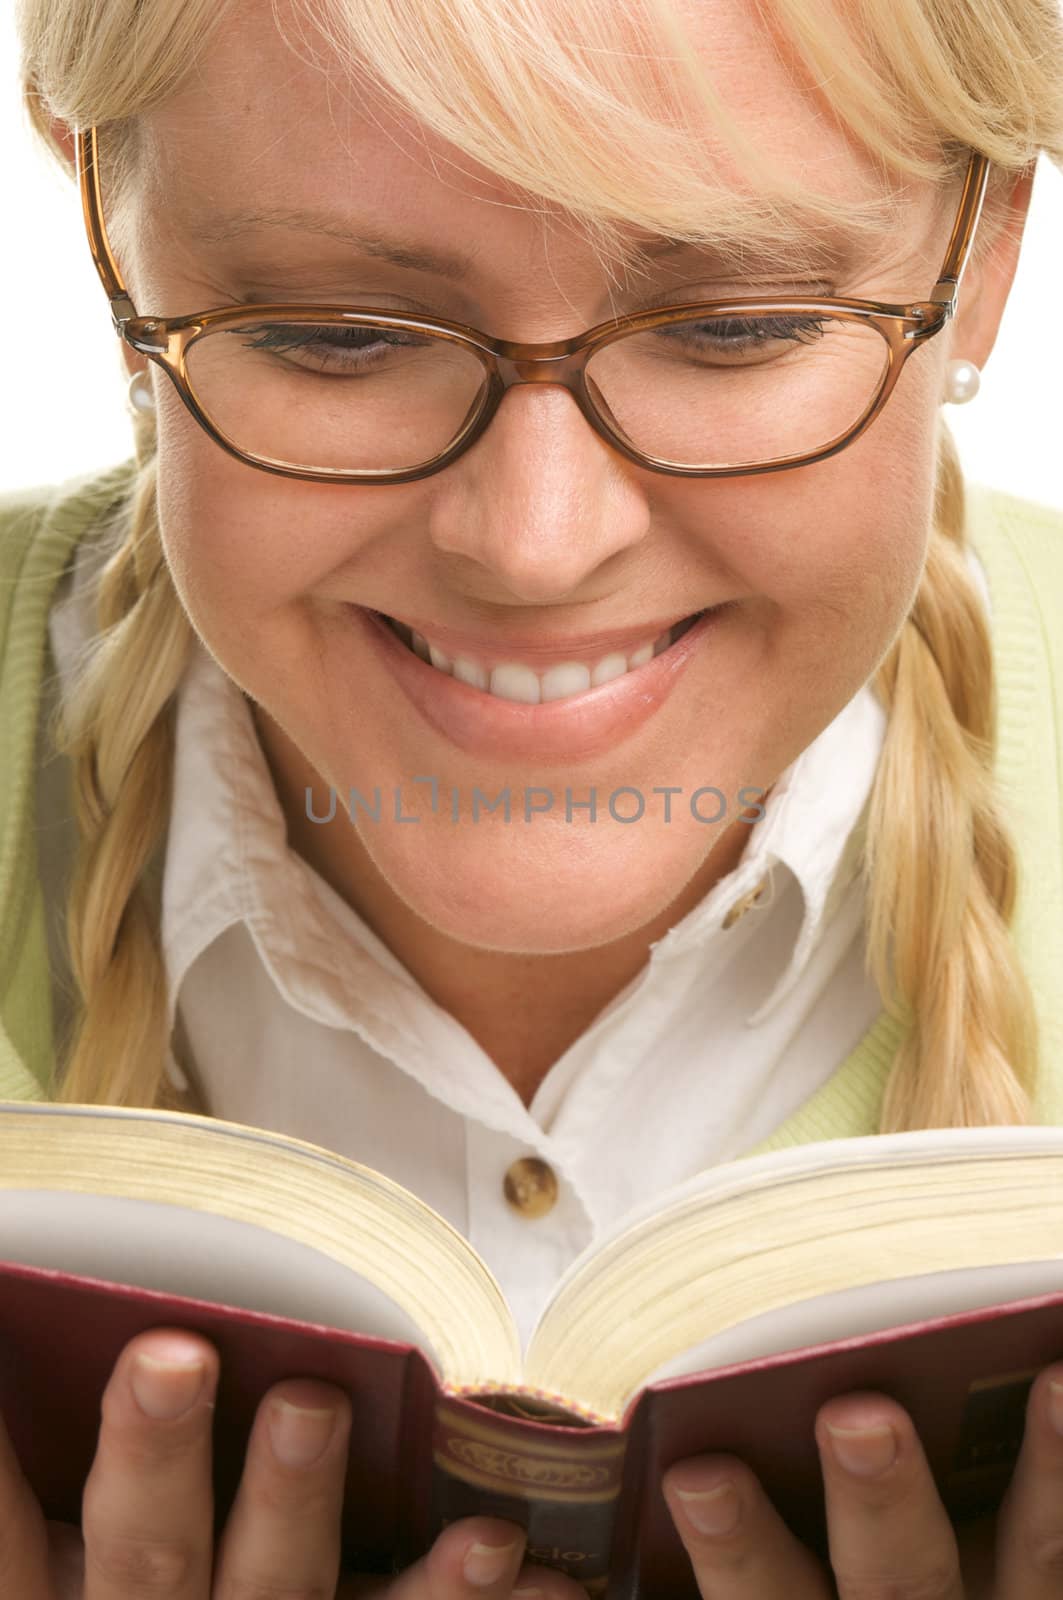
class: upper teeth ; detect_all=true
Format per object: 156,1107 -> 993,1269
387,617 -> 692,703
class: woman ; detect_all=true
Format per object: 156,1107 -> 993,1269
4,0 -> 1063,1591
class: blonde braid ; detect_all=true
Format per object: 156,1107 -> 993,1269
865,417 -> 1038,1130
47,409 -> 208,1113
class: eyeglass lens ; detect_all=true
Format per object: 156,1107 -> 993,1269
182,311 -> 892,474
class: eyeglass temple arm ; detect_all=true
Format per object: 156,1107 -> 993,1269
928,149 -> 991,315
75,125 -> 137,329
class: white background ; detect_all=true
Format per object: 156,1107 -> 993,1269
4,10 -> 1062,506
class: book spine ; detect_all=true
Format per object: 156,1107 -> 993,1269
429,1394 -> 630,1595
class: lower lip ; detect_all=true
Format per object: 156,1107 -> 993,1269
347,603 -> 727,764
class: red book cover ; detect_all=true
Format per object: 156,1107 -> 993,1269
3,1256 -> 1063,1596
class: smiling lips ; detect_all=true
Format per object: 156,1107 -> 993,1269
381,610 -> 708,704
352,600 -> 724,766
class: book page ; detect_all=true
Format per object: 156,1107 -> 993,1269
643,1258 -> 1063,1385
544,1126 -> 1063,1307
0,1103 -> 522,1390
527,1126 -> 1063,1417
0,1188 -> 438,1365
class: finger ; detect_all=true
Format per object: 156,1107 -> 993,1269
386,1516 -> 587,1600
0,1406 -> 53,1600
815,1390 -> 964,1600
46,1519 -> 87,1599
81,1327 -> 219,1598
662,1453 -> 833,1598
394,1517 -> 528,1600
210,1372 -> 353,1597
992,1360 -> 1063,1597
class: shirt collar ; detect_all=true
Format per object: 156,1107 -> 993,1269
644,678 -> 886,1025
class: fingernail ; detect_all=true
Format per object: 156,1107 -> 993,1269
131,1343 -> 208,1420
269,1398 -> 339,1467
675,1481 -> 740,1535
826,1421 -> 897,1476
1047,1381 -> 1063,1436
463,1537 -> 521,1587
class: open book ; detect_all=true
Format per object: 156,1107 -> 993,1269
3,1103 -> 1063,1596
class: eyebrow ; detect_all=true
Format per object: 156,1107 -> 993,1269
190,206 -> 858,279
194,208 -> 479,278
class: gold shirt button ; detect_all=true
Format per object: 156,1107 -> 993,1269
721,872 -> 772,931
503,1157 -> 559,1219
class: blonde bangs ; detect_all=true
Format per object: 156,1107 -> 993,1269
18,0 -> 1063,286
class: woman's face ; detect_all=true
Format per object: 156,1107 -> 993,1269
115,0 -> 1025,970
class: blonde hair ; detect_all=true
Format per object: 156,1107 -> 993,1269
15,0 -> 1063,1124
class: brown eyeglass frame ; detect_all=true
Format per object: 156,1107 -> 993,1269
75,124 -> 991,485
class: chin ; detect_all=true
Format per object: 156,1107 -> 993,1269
388,845 -> 678,954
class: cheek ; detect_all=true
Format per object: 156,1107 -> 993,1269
828,364 -> 943,628
153,418 -> 384,661
153,424 -> 226,633
704,371 -> 939,644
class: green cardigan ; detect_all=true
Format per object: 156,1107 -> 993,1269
2,457 -> 1062,1157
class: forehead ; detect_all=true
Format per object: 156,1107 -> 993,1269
138,0 -> 929,267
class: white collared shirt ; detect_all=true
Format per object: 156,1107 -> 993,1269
46,534 -> 992,1350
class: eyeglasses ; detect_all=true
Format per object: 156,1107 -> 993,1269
75,124 -> 990,485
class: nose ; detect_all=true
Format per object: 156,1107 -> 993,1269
425,381 -> 651,603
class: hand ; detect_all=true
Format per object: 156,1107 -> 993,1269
0,1326 -> 588,1600
661,1362 -> 1063,1598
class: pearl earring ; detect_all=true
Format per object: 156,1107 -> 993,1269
943,358 -> 981,405
127,369 -> 156,413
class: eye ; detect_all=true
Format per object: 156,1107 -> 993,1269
653,313 -> 831,365
234,322 -> 435,374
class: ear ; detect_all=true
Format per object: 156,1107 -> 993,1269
43,113 -> 77,173
45,114 -> 146,385
946,162 -> 1037,373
